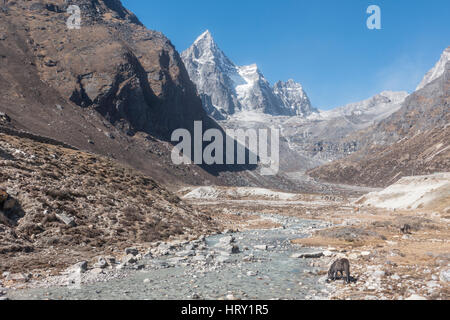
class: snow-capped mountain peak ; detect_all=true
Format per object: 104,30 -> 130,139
416,47 -> 450,91
194,29 -> 213,44
186,30 -> 235,72
181,31 -> 315,119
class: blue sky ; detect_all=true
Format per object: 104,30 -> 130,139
122,0 -> 449,110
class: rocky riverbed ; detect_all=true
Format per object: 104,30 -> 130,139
2,188 -> 448,301
4,213 -> 341,300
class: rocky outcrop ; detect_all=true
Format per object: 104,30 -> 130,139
0,113 -> 11,124
11,0 -> 209,138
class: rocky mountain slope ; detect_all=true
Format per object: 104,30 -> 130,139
318,91 -> 408,124
0,132 -> 217,273
309,48 -> 450,187
181,31 -> 316,119
0,0 -> 268,187
1,0 -> 210,137
280,91 -> 408,163
199,30 -> 409,173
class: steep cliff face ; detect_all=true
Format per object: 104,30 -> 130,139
0,0 -> 247,186
309,50 -> 450,187
180,30 -> 243,118
1,0 -> 210,138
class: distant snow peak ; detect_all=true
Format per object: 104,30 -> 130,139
181,30 -> 315,119
416,46 -> 450,91
319,91 -> 409,121
378,91 -> 409,103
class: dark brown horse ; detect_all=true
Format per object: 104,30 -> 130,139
328,258 -> 351,284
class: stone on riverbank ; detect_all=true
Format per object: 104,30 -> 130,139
121,254 -> 137,265
5,273 -> 31,283
254,245 -> 268,251
291,252 -> 324,259
94,257 -> 108,269
55,213 -> 76,227
440,269 -> 450,283
125,248 -> 139,256
406,294 -> 427,300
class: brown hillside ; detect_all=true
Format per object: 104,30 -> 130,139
0,132 -> 218,273
309,57 -> 450,188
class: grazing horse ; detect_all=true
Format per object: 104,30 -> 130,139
328,258 -> 351,284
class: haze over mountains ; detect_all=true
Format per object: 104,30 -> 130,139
310,47 -> 450,187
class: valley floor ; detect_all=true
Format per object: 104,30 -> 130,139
186,189 -> 449,300
2,186 -> 449,300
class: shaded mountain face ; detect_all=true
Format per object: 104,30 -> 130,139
0,0 -> 262,185
309,48 -> 450,187
181,31 -> 316,119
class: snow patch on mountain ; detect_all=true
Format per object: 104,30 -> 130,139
316,91 -> 409,122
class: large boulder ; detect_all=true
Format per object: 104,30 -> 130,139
125,247 -> 139,256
